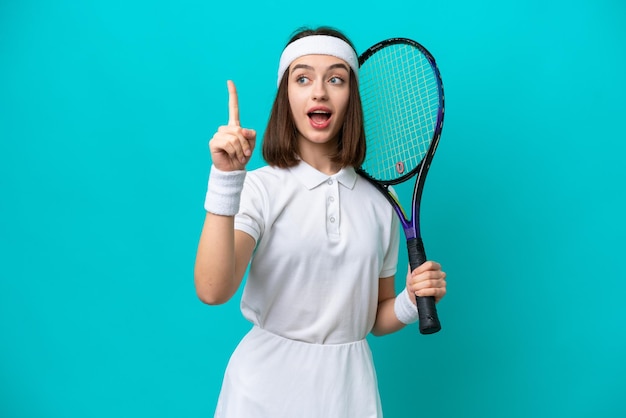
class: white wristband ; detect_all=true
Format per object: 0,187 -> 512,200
394,288 -> 420,325
204,165 -> 246,216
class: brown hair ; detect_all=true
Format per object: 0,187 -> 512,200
262,27 -> 366,168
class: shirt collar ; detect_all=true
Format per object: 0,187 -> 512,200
289,160 -> 357,190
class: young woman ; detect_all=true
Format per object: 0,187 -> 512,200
195,27 -> 447,417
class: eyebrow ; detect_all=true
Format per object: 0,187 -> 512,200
291,62 -> 350,73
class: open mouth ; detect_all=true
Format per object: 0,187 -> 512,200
307,109 -> 332,128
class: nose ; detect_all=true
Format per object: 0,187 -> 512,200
311,79 -> 328,101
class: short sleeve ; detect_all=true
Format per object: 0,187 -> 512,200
380,213 -> 400,278
234,172 -> 266,244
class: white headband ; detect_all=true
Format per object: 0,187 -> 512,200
277,35 -> 359,87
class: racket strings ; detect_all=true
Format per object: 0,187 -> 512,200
359,43 -> 440,182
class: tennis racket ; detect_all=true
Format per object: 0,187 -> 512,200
357,38 -> 445,334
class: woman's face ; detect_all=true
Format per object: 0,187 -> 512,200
287,54 -> 351,150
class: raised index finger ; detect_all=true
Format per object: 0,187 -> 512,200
227,80 -> 240,127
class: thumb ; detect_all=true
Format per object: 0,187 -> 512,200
243,129 -> 257,150
242,128 -> 256,139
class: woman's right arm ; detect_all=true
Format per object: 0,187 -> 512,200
194,80 -> 256,305
194,214 -> 255,305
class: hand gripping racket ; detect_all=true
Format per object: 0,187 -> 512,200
357,38 -> 445,334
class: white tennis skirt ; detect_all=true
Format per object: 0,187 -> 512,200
214,326 -> 383,417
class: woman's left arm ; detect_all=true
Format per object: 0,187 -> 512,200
371,261 -> 447,336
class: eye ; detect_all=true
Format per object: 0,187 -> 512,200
329,76 -> 345,85
296,75 -> 309,84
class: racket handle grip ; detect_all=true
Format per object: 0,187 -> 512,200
407,238 -> 442,335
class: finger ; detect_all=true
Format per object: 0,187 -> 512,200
415,286 -> 447,302
226,129 -> 251,162
412,260 -> 441,275
241,128 -> 256,157
410,270 -> 446,285
234,133 -> 249,163
214,127 -> 253,163
218,139 -> 244,163
411,277 -> 447,297
411,275 -> 447,289
227,80 -> 240,127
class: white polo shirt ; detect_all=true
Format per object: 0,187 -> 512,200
235,160 -> 400,344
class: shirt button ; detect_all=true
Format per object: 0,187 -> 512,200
329,216 -> 336,223
327,179 -> 333,185
328,196 -> 335,203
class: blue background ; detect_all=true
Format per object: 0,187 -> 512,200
1,0 -> 625,417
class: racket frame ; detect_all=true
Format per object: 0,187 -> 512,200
356,38 -> 445,334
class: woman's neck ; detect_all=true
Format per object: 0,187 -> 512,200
297,138 -> 341,175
